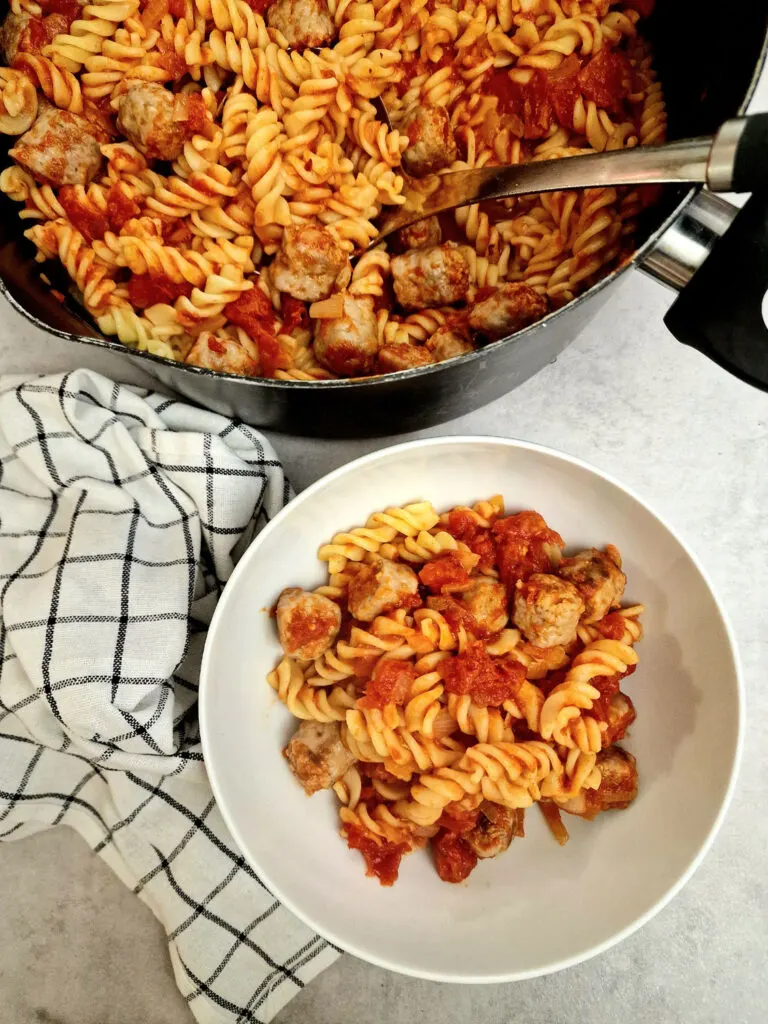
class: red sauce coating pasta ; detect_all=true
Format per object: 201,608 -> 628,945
127,273 -> 192,308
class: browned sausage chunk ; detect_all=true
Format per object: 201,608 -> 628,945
558,546 -> 626,624
117,82 -> 202,162
602,691 -> 636,746
468,282 -> 547,338
185,334 -> 258,376
267,0 -> 335,48
558,746 -> 638,818
391,243 -> 469,311
461,578 -> 508,635
395,216 -> 442,251
284,721 -> 355,795
276,587 -> 342,660
425,325 -> 473,362
314,294 -> 378,376
401,105 -> 457,176
464,802 -> 524,858
376,343 -> 433,373
10,102 -> 103,186
271,225 -> 349,302
512,573 -> 584,647
348,557 -> 419,622
0,12 -> 30,63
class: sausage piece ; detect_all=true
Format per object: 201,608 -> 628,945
460,579 -> 508,635
347,557 -> 419,622
395,215 -> 442,251
284,720 -> 356,795
276,587 -> 341,660
117,82 -> 202,162
425,325 -> 473,362
0,12 -> 30,63
602,691 -> 636,746
10,102 -> 103,186
271,225 -> 349,302
558,746 -> 638,818
558,546 -> 626,624
313,294 -> 378,377
512,573 -> 584,647
185,334 -> 258,376
464,802 -> 524,859
468,282 -> 547,339
391,243 -> 469,311
401,104 -> 457,176
267,0 -> 335,49
376,343 -> 433,373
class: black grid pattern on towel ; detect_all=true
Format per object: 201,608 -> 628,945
0,371 -> 337,1024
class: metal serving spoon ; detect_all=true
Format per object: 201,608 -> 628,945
371,114 -> 768,245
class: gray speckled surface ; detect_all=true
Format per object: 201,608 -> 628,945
2,77 -> 768,1023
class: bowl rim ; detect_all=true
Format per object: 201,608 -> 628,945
199,434 -> 744,983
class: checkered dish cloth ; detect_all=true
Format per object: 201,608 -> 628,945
0,370 -> 339,1024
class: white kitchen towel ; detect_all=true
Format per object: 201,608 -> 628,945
0,370 -> 339,1024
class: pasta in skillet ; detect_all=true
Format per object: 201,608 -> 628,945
268,495 -> 643,885
0,0 -> 665,380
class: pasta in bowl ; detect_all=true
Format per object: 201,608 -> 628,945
0,0 -> 665,381
199,437 -> 742,980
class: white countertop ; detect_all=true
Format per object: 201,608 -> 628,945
1,87 -> 768,1024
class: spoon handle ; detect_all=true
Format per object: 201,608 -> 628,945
373,115 -> 768,245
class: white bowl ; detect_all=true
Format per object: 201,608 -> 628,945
199,437 -> 742,982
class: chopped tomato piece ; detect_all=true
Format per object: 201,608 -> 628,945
245,0 -> 270,11
433,830 -> 477,883
39,0 -> 79,26
492,510 -> 563,588
127,273 -> 192,309
437,805 -> 480,834
486,68 -> 552,139
106,183 -> 141,233
168,0 -> 186,15
156,48 -> 187,80
358,659 -> 416,710
418,555 -> 470,592
595,612 -> 626,641
343,823 -> 409,886
439,640 -> 525,706
58,186 -> 109,243
225,286 -> 274,332
547,54 -> 581,129
590,672 -> 621,722
578,49 -> 632,115
281,295 -> 309,334
444,509 -> 496,572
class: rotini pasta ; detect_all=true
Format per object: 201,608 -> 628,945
0,0 -> 664,380
273,495 -> 643,885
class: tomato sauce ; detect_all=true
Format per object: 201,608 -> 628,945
439,640 -> 525,706
444,509 -> 496,572
343,824 -> 408,886
106,184 -> 141,232
578,49 -> 631,115
225,286 -> 274,333
485,69 -> 552,140
358,660 -> 416,710
168,0 -> 186,15
245,0 -> 271,12
590,672 -> 620,722
39,0 -> 79,27
433,830 -> 477,883
127,273 -> 192,309
492,511 -> 563,588
58,187 -> 109,243
418,555 -> 470,592
437,805 -> 479,834
280,295 -> 309,334
595,612 -> 625,641
547,54 -> 581,129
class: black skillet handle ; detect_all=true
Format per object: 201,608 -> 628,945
664,189 -> 768,391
